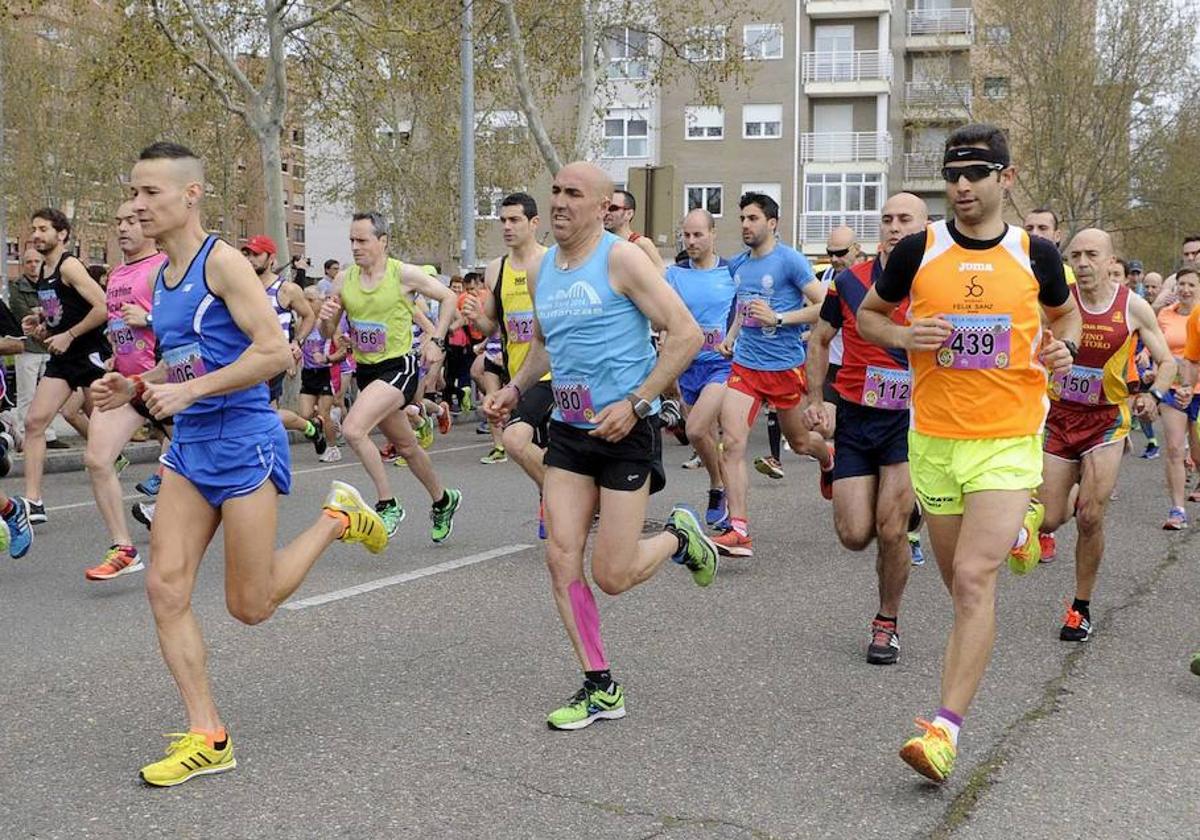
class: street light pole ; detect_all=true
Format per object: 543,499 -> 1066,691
459,0 -> 477,270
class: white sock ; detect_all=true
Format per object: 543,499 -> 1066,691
1012,527 -> 1028,549
932,714 -> 961,746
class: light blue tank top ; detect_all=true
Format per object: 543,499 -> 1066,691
535,232 -> 659,428
152,236 -> 280,442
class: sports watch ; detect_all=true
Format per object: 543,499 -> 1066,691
627,395 -> 653,419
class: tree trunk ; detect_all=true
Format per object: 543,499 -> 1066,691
256,117 -> 291,266
572,0 -> 600,162
501,0 -> 564,175
0,26 -> 8,294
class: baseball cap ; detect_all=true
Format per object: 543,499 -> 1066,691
1127,260 -> 1143,273
242,235 -> 277,256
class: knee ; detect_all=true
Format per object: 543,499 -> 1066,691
501,425 -> 527,456
591,563 -> 629,596
226,596 -> 273,626
82,444 -> 109,474
685,415 -> 711,445
1075,502 -> 1105,536
951,570 -> 995,613
342,416 -> 369,445
544,545 -> 582,590
146,567 -> 190,620
836,522 -> 874,552
23,411 -> 49,435
876,516 -> 909,550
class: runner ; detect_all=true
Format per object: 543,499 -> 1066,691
1037,228 -> 1176,642
18,208 -> 110,524
665,208 -> 734,528
318,211 -> 463,541
486,162 -> 717,729
712,192 -> 832,558
82,200 -> 169,580
1156,267 -> 1200,529
0,301 -> 34,558
603,189 -> 666,272
298,286 -> 346,463
1022,207 -> 1077,285
856,124 -> 1081,782
94,141 -> 386,787
804,193 -> 929,664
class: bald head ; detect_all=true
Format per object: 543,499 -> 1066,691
825,225 -> 859,269
1066,228 -> 1115,291
1069,228 -> 1113,258
826,226 -> 856,251
550,161 -> 614,246
683,208 -> 715,231
557,161 -> 613,204
681,208 -> 717,264
1142,270 -> 1162,299
20,247 -> 41,280
879,193 -> 928,256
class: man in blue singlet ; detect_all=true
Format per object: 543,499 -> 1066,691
92,142 -> 387,788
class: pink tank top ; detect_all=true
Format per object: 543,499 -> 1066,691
106,252 -> 166,376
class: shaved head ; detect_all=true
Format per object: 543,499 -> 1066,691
550,161 -> 614,247
1066,227 -> 1116,294
557,161 -> 613,203
1068,228 -> 1113,258
826,225 -> 856,250
879,192 -> 929,257
882,192 -> 928,221
683,208 -> 715,231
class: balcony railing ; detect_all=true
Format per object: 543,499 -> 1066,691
802,212 -> 878,243
905,80 -> 972,110
800,131 -> 892,163
802,50 -> 893,84
906,8 -> 974,38
904,152 -> 943,181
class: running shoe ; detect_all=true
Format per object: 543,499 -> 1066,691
476,421 -> 490,435
0,518 -> 8,555
1007,501 -> 1045,575
114,454 -> 130,474
908,533 -> 925,566
140,731 -> 236,787
660,398 -> 683,429
136,473 -> 162,497
375,498 -> 405,538
666,505 -> 718,587
1162,507 -> 1188,531
899,719 -> 956,783
480,446 -> 508,464
460,386 -> 474,412
45,438 -> 70,450
132,501 -> 155,529
319,445 -> 342,463
324,480 -> 388,554
1191,653 -> 1200,676
867,618 -> 900,665
1059,601 -> 1092,642
546,680 -> 626,731
705,488 -> 728,530
380,443 -> 399,463
537,498 -> 547,540
681,451 -> 703,470
3,497 -> 32,558
306,417 -> 328,456
753,456 -> 784,480
24,498 -> 46,525
1139,443 -> 1161,459
430,488 -> 462,543
713,527 -> 753,558
416,415 -> 434,450
394,456 -> 408,468
1039,532 -> 1057,563
85,545 -> 144,581
437,401 -> 452,435
819,445 -> 835,501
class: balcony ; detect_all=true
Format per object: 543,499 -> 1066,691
903,152 -> 945,191
800,131 -> 892,164
904,81 -> 972,120
906,8 -> 974,49
806,0 -> 892,18
802,50 -> 893,96
802,212 -> 879,245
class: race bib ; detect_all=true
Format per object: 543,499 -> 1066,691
1051,364 -> 1105,405
38,289 -> 63,327
163,342 -> 207,383
701,325 -> 726,351
108,318 -> 137,355
863,366 -> 911,410
737,295 -> 763,329
937,315 -> 1012,370
504,309 -> 535,344
349,319 -> 387,355
553,381 -> 596,424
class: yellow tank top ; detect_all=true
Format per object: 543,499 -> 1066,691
340,258 -> 414,365
497,250 -> 550,380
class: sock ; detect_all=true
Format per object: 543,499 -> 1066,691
730,517 -> 749,537
1071,597 -> 1090,619
376,497 -> 397,510
874,613 -> 897,626
0,499 -> 12,517
322,508 -> 350,535
1012,527 -> 1028,549
932,708 -> 962,746
767,411 -> 781,461
667,525 -> 687,559
190,726 -> 228,750
433,490 -> 450,509
304,420 -> 316,438
585,669 -> 613,689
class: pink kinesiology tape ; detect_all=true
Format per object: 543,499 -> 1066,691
568,580 -> 608,670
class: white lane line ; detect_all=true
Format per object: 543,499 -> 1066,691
42,442 -> 493,512
281,543 -> 535,611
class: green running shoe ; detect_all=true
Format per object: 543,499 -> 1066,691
416,416 -> 434,450
546,681 -> 626,730
1007,501 -> 1045,575
114,454 -> 130,474
666,505 -> 718,587
479,446 -> 507,464
375,498 -> 405,538
460,386 -> 474,412
430,488 -> 462,543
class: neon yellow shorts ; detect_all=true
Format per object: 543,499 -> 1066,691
908,431 -> 1043,516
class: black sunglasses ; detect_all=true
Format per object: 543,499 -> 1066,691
826,247 -> 850,258
942,163 -> 1005,183
607,204 -> 628,213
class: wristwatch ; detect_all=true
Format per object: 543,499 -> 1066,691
429,336 -> 446,350
1149,388 -> 1165,404
627,394 -> 653,419
775,314 -> 784,328
144,312 -> 153,326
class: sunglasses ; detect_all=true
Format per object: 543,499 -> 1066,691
941,163 -> 1005,183
826,247 -> 850,258
607,204 -> 628,213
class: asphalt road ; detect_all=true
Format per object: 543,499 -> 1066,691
1,424 -> 1196,840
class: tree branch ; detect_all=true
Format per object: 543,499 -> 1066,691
150,1 -> 246,116
283,0 -> 352,35
178,0 -> 258,98
500,0 -> 563,174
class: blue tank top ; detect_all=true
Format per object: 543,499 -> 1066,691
152,236 -> 280,442
666,258 -> 735,365
535,232 -> 659,428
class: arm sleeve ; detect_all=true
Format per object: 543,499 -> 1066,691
874,233 -> 925,303
1029,237 -> 1070,307
820,284 -> 843,329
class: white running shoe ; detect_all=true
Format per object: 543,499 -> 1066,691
319,446 -> 342,463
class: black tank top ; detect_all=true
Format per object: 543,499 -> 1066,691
37,253 -> 106,353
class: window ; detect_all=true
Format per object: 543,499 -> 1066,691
292,164 -> 306,180
377,121 -> 413,149
604,109 -> 649,158
740,183 -> 782,206
292,128 -> 305,146
476,188 -> 505,219
281,161 -> 289,173
804,172 -> 882,213
743,104 -> 783,139
685,184 -> 723,217
982,25 -> 1011,45
5,240 -> 18,263
684,105 -> 724,140
684,26 -> 726,62
89,244 -> 106,263
480,110 -> 526,144
293,225 -> 306,244
743,24 -> 783,60
983,77 -> 1009,99
238,219 -> 248,239
606,27 -> 648,79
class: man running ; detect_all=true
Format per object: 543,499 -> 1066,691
665,208 -> 734,528
82,200 -> 169,580
93,141 -> 386,787
805,193 -> 929,664
856,124 -> 1081,782
713,192 -> 832,557
18,208 -> 110,524
1023,207 -> 1077,285
318,211 -> 462,541
298,286 -> 345,463
1037,228 -> 1175,642
486,162 -> 717,730
603,189 -> 666,272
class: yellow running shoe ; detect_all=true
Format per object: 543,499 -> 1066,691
140,731 -> 235,787
416,415 -> 434,450
1007,501 -> 1045,575
899,718 -> 956,782
323,480 -> 388,554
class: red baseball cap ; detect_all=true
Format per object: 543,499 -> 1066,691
242,235 -> 277,256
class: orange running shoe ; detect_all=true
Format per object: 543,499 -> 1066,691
713,528 -> 753,557
1038,532 -> 1056,563
437,401 -> 451,435
899,718 -> 956,782
85,545 -> 144,581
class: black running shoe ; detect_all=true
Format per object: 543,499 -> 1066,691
25,499 -> 46,525
308,417 -> 328,456
1059,603 -> 1092,642
867,618 -> 900,665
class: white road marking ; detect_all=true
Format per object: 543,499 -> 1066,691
281,543 -> 535,611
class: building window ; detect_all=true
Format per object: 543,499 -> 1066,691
740,183 -> 783,206
605,27 -> 648,79
5,240 -> 18,263
685,184 -> 723,217
89,244 -> 106,263
982,25 -> 1011,45
804,172 -> 882,214
604,109 -> 649,158
292,128 -> 305,146
238,219 -> 248,239
743,104 -> 783,139
983,77 -> 1009,99
684,26 -> 726,62
281,161 -> 289,173
684,105 -> 724,140
476,188 -> 504,219
743,24 -> 783,60
480,110 -> 526,144
293,225 -> 306,244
